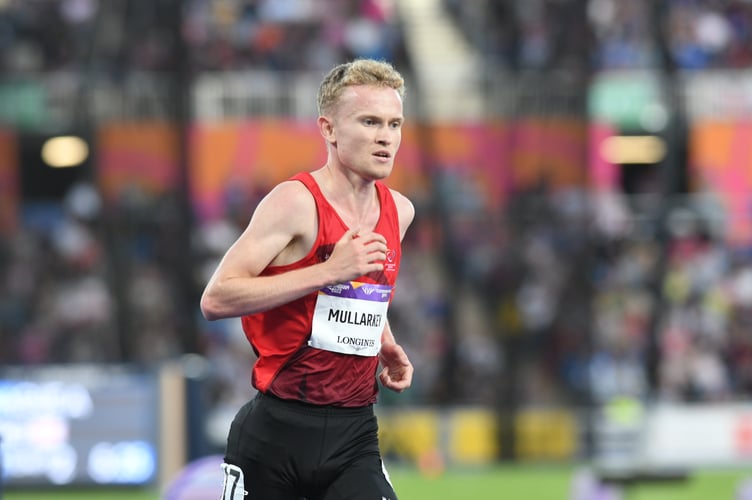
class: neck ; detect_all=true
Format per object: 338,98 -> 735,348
321,164 -> 374,196
314,165 -> 380,230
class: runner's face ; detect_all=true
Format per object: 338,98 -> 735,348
327,85 -> 404,180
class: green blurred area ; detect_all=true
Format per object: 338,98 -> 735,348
4,465 -> 750,500
3,488 -> 158,500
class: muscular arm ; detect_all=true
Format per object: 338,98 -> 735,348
200,181 -> 389,320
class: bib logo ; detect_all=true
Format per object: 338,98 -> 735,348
336,335 -> 376,351
384,249 -> 397,272
326,283 -> 350,294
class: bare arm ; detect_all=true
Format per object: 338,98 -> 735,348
379,189 -> 416,392
391,188 -> 415,240
379,320 -> 413,392
200,181 -> 389,320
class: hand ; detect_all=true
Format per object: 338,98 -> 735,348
326,229 -> 387,282
379,342 -> 413,392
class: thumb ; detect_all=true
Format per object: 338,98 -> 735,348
341,228 -> 360,240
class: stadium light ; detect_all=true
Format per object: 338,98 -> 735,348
40,135 -> 89,168
599,135 -> 667,165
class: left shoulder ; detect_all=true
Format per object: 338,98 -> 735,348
387,187 -> 415,239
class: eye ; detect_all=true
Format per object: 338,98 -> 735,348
390,121 -> 402,129
363,118 -> 376,126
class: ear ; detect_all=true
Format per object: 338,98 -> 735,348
318,115 -> 336,144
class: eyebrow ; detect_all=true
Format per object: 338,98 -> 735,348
357,112 -> 404,121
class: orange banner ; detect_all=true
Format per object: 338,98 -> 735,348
691,119 -> 752,245
97,122 -> 180,202
92,119 -> 591,222
188,118 -> 588,221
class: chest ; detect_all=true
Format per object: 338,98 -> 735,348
329,203 -> 381,232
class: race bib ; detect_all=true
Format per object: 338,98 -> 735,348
309,281 -> 393,356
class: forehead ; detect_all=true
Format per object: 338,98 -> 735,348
335,85 -> 403,117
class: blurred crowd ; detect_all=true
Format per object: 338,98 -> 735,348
0,0 -> 408,74
2,0 -> 752,421
445,0 -> 752,70
0,183 -> 186,365
3,179 -> 752,412
5,0 -> 751,75
182,0 -> 409,71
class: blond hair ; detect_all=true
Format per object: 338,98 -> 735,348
317,59 -> 406,115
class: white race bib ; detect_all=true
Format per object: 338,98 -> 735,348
309,281 -> 393,357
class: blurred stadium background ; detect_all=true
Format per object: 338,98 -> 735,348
1,0 -> 752,499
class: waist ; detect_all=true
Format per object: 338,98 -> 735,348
259,391 -> 374,417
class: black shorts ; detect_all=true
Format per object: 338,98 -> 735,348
223,392 -> 398,500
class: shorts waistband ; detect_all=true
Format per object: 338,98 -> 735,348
257,391 -> 374,417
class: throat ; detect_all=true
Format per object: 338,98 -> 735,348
336,199 -> 380,230
315,166 -> 381,229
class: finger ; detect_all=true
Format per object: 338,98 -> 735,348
365,249 -> 387,263
340,228 -> 359,241
380,368 -> 401,391
364,240 -> 388,253
358,231 -> 387,244
381,371 -> 408,392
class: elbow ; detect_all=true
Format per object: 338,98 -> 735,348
200,292 -> 222,321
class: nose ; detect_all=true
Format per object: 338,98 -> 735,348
376,126 -> 394,145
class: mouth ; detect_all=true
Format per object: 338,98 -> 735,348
373,151 -> 391,160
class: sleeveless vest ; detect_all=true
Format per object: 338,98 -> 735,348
241,172 -> 402,407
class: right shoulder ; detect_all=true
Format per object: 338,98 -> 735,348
256,179 -> 315,218
246,179 -> 318,245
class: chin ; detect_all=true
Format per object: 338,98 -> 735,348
371,170 -> 392,181
370,163 -> 394,179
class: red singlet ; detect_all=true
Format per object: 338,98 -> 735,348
241,172 -> 402,407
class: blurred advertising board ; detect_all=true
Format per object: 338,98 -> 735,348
640,403 -> 752,469
595,400 -> 752,480
377,407 -> 578,466
0,364 -> 160,487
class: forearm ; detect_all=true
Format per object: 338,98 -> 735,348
381,320 -> 397,345
200,263 -> 333,320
